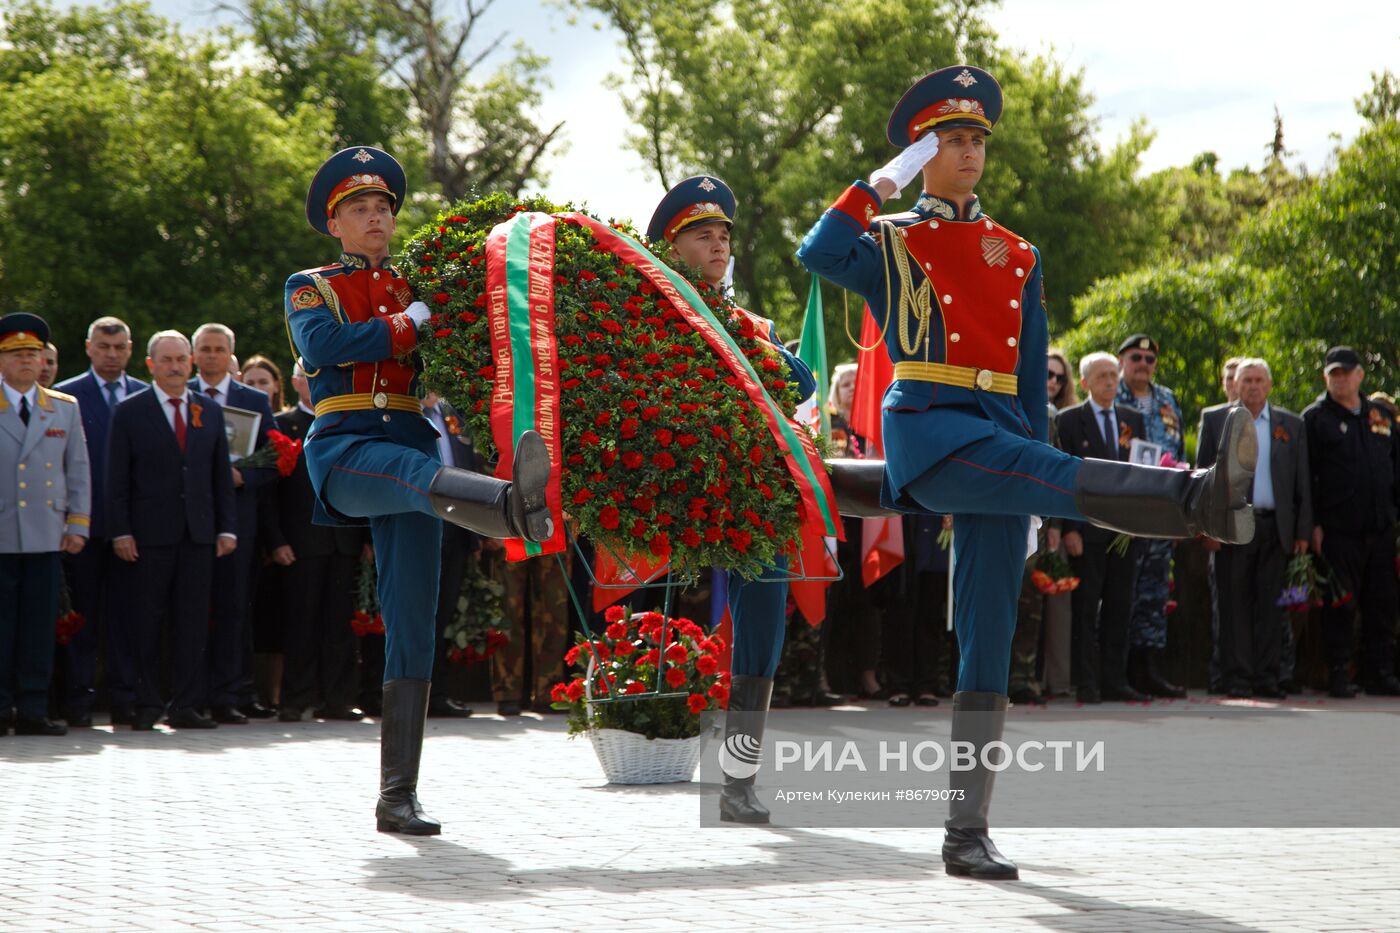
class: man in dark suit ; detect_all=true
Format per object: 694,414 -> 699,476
54,316 -> 148,726
190,322 -> 278,723
266,364 -> 368,722
422,393 -> 478,718
1198,356 -> 1244,693
108,330 -> 237,730
1056,352 -> 1148,703
1198,358 -> 1311,698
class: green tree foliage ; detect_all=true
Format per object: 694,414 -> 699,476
0,0 -> 330,377
1237,117 -> 1400,398
1060,258 -> 1273,427
577,0 -> 1164,344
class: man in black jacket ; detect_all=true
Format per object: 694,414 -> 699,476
1056,352 -> 1148,702
108,331 -> 236,730
266,364 -> 369,722
1302,347 -> 1400,698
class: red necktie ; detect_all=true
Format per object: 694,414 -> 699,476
169,397 -> 187,452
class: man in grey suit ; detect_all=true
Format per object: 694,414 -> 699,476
0,313 -> 91,736
1198,358 -> 1311,698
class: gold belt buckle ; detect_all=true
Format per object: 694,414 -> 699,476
975,369 -> 994,391
372,392 -> 389,410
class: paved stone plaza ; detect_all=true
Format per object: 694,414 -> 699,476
3,697 -> 1399,932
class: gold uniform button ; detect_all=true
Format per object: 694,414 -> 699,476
1015,268 -> 1025,278
17,464 -> 24,471
1010,300 -> 1020,309
18,481 -> 25,489
373,271 -> 381,280
985,220 -> 994,230
949,333 -> 961,343
1018,242 -> 1029,250
45,463 -> 52,469
382,414 -> 391,423
928,221 -> 939,229
924,262 -> 932,271
18,501 -> 25,508
380,379 -> 388,387
942,294 -> 953,305
1007,337 -> 1018,347
46,481 -> 53,487
46,500 -> 52,507
378,305 -> 387,313
975,370 -> 995,391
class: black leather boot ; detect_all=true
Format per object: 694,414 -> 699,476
1075,406 -> 1256,544
428,429 -> 553,542
943,691 -> 1019,880
375,679 -> 441,835
826,458 -> 900,518
719,675 -> 773,824
1144,648 -> 1186,698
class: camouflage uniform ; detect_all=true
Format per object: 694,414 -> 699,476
1116,380 -> 1185,650
491,551 -> 570,707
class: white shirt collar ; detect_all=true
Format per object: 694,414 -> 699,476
1089,398 -> 1115,416
198,372 -> 233,397
152,382 -> 189,407
2,381 -> 38,410
1251,402 -> 1271,424
298,401 -> 316,416
89,368 -> 129,389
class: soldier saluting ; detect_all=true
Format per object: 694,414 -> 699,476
798,65 -> 1258,879
286,147 -> 554,836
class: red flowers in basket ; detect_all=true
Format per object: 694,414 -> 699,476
551,603 -> 728,740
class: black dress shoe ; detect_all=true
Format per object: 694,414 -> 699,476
65,711 -> 93,728
806,690 -> 846,707
110,706 -> 136,726
0,713 -> 12,736
15,717 -> 67,736
1008,686 -> 1045,705
1225,685 -> 1253,699
132,709 -> 161,731
1329,671 -> 1358,699
1364,674 -> 1400,696
1278,678 -> 1300,694
1102,685 -> 1152,702
942,828 -> 1019,880
497,700 -> 522,716
279,707 -> 304,723
211,705 -> 249,724
1076,687 -> 1102,704
167,708 -> 217,729
1253,684 -> 1287,699
887,692 -> 912,707
914,693 -> 941,707
238,701 -> 277,720
426,697 -> 473,718
317,705 -> 367,721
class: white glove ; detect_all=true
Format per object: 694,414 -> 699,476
1026,516 -> 1043,561
404,300 -> 432,327
869,132 -> 941,200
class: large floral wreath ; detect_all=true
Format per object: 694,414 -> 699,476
401,193 -> 819,579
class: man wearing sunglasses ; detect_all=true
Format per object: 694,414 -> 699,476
1115,334 -> 1188,699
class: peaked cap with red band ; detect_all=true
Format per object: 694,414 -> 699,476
887,65 -> 1002,148
305,146 -> 407,236
646,175 -> 737,243
0,312 -> 50,353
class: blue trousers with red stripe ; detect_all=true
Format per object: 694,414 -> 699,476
322,438 -> 443,681
904,432 -> 1083,694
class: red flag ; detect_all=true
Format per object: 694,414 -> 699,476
789,522 -> 838,627
849,305 -> 893,452
850,304 -> 903,585
591,550 -> 667,613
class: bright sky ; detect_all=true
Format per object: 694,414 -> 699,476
152,0 -> 1400,226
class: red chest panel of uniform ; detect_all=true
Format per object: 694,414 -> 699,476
328,267 -> 418,394
901,217 -> 1035,373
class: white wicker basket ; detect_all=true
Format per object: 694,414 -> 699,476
588,728 -> 704,785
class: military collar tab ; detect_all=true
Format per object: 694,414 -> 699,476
338,252 -> 393,270
912,192 -> 982,222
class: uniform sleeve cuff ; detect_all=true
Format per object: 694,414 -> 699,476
827,181 -> 882,231
388,314 -> 419,356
